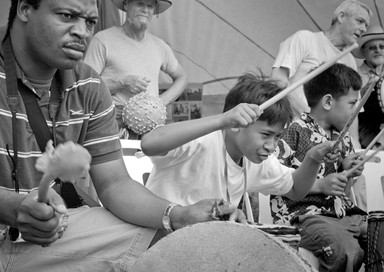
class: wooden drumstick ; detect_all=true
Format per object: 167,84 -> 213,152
330,81 -> 376,153
360,128 -> 384,157
344,146 -> 384,178
232,43 -> 359,132
259,43 -> 359,111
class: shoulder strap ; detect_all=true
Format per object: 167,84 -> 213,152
3,34 -> 20,192
3,34 -> 52,151
18,83 -> 52,150
2,35 -> 83,208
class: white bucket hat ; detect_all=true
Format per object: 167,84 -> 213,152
111,0 -> 172,15
352,25 -> 384,59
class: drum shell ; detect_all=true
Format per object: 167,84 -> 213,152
366,210 -> 384,272
133,221 -> 315,272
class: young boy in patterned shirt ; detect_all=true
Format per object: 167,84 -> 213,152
270,63 -> 367,272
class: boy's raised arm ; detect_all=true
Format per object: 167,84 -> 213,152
141,103 -> 261,156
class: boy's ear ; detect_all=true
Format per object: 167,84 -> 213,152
321,94 -> 333,110
17,0 -> 32,23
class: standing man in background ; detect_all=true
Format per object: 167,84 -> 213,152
352,25 -> 384,211
353,24 -> 384,148
270,0 -> 372,149
84,0 -> 187,138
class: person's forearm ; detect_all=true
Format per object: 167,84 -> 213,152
102,77 -> 123,95
97,179 -> 181,229
349,119 -> 361,150
290,157 -> 321,200
0,189 -> 25,226
270,67 -> 289,89
159,76 -> 188,105
141,115 -> 222,156
307,178 -> 324,194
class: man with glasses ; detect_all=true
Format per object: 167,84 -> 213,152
353,24 -> 384,149
351,25 -> 384,212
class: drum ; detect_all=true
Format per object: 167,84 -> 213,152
377,77 -> 384,116
122,92 -> 167,135
359,77 -> 384,148
366,210 -> 384,272
133,221 -> 315,272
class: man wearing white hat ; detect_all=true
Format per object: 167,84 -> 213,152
353,25 -> 384,88
84,0 -> 187,138
354,25 -> 384,142
350,25 -> 384,212
353,25 -> 384,149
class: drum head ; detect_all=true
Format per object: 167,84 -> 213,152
133,221 -> 315,272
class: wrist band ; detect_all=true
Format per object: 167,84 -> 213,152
162,202 -> 178,232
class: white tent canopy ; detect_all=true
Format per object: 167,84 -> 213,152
1,0 -> 382,98
144,0 -> 383,96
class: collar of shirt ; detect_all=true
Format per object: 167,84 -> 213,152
300,112 -> 341,141
361,61 -> 384,78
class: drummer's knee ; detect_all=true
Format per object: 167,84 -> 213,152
319,239 -> 364,271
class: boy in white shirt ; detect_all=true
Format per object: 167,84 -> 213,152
141,73 -> 339,213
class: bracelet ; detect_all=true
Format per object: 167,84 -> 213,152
162,202 -> 178,232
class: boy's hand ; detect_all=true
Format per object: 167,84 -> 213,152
341,152 -> 364,177
170,199 -> 237,230
211,200 -> 248,224
121,75 -> 150,94
220,103 -> 263,129
307,141 -> 341,164
227,208 -> 248,224
318,173 -> 348,196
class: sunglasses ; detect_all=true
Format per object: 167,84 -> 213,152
365,44 -> 384,52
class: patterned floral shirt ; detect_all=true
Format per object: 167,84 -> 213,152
270,113 -> 366,225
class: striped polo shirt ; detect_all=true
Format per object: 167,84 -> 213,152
0,35 -> 122,193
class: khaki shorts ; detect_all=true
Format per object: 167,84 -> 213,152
0,206 -> 156,272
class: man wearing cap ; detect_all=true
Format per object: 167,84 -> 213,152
84,0 -> 187,138
270,0 -> 372,149
353,25 -> 384,149
351,25 -> 384,212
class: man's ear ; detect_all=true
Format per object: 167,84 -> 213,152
322,94 -> 333,110
17,0 -> 32,23
337,11 -> 347,24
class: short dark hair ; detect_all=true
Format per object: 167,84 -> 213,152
8,0 -> 41,29
223,72 -> 293,127
304,63 -> 362,108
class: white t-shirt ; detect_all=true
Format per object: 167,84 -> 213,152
146,131 -> 294,206
84,26 -> 179,106
273,30 -> 358,107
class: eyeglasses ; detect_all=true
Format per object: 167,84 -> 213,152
366,44 -> 384,52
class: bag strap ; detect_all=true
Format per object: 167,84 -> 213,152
18,81 -> 53,149
3,35 -> 83,208
18,80 -> 84,208
3,34 -> 20,193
